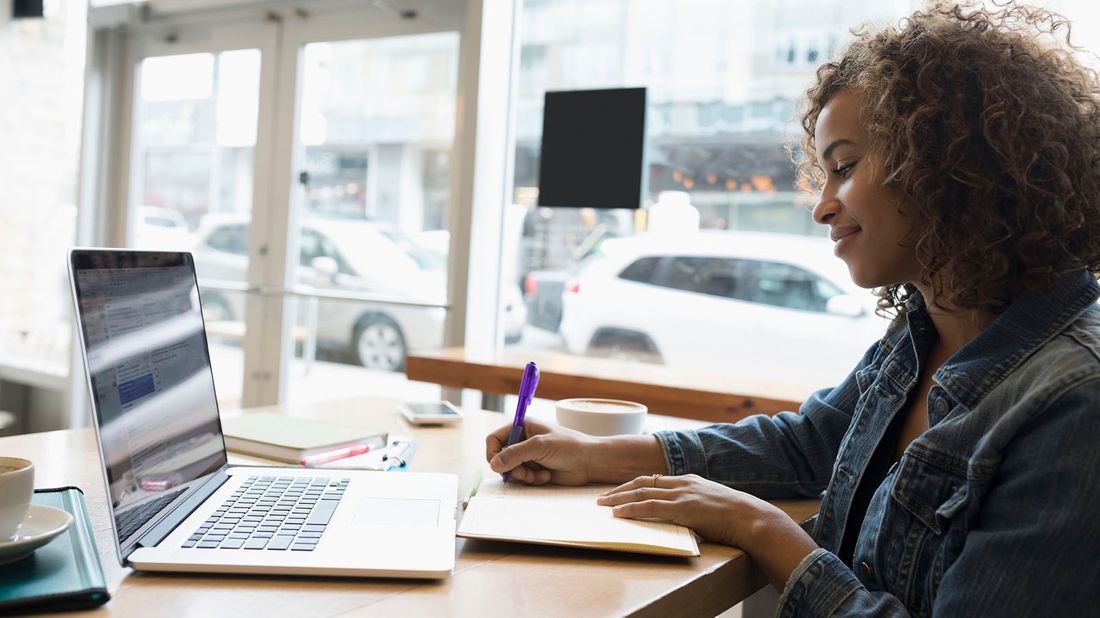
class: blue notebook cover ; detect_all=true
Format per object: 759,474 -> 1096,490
0,487 -> 110,613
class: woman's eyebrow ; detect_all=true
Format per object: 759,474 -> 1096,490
821,138 -> 855,161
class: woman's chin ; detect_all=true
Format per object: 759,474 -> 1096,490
845,265 -> 888,290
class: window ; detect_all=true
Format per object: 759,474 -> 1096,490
286,32 -> 458,391
618,257 -> 662,284
503,0 -> 906,389
206,225 -> 249,255
751,261 -> 838,312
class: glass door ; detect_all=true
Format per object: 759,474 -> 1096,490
279,19 -> 462,404
126,23 -> 275,409
123,6 -> 465,408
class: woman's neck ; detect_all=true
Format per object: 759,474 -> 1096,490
917,286 -> 996,359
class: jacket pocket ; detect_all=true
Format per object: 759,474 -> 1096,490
883,446 -> 971,614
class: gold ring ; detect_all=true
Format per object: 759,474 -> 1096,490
651,473 -> 661,488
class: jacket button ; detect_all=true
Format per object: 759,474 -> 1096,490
860,561 -> 872,579
934,398 -> 949,415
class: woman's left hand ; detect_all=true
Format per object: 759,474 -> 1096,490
595,473 -> 773,548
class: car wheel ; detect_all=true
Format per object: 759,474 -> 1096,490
201,293 -> 234,322
352,315 -> 407,372
586,329 -> 662,364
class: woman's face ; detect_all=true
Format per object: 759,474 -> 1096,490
811,89 -> 920,289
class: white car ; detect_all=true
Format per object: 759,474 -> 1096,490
134,206 -> 195,251
192,214 -> 524,371
559,231 -> 890,387
193,214 -> 442,371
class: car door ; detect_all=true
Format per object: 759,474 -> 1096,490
649,256 -> 779,373
601,256 -> 759,370
295,227 -> 358,345
743,260 -> 882,385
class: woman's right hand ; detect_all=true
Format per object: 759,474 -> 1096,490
485,419 -> 601,486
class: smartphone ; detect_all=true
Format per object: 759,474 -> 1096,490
401,401 -> 464,425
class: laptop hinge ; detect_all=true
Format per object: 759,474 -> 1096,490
123,465 -> 231,562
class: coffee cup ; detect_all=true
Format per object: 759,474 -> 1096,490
555,398 -> 648,436
0,457 -> 34,540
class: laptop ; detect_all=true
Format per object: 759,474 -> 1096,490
67,248 -> 457,578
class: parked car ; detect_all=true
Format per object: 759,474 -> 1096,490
134,206 -> 195,251
558,231 -> 889,387
192,215 -> 415,371
192,214 -> 524,370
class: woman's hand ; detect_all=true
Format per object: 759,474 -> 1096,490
596,473 -> 781,548
486,419 -> 602,486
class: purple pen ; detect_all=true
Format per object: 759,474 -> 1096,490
502,361 -> 539,481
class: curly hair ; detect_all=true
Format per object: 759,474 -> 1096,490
796,1 -> 1100,316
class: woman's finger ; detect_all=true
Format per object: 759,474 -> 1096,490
601,473 -> 668,496
610,499 -> 676,521
596,486 -> 676,506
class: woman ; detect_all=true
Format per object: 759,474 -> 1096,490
486,2 -> 1100,615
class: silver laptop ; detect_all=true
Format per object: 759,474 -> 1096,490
68,248 -> 457,578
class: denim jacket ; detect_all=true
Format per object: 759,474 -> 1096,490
655,270 -> 1100,616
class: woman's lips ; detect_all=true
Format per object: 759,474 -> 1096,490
831,227 -> 860,256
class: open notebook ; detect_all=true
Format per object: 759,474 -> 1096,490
458,477 -> 700,557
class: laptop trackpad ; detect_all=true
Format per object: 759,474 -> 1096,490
352,497 -> 440,528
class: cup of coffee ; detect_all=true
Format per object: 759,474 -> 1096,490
555,398 -> 648,436
0,457 -> 34,540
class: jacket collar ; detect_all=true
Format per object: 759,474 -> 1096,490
900,270 -> 1100,410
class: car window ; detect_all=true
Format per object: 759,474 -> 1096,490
751,261 -> 841,312
206,224 -> 247,255
299,229 -> 324,265
660,256 -> 705,292
618,256 -> 662,284
145,216 -> 178,228
377,227 -> 446,271
648,256 -> 753,301
300,229 -> 353,274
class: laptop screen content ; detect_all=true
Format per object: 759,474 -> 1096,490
72,252 -> 226,546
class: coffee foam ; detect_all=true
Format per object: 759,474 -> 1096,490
561,400 -> 642,414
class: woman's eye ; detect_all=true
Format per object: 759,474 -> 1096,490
833,162 -> 855,177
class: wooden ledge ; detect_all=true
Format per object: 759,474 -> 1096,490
406,348 -> 816,423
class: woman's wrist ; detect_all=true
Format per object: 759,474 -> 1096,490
735,500 -> 789,550
587,434 -> 666,484
735,500 -> 819,591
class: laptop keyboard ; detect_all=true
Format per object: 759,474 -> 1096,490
117,488 -> 188,541
182,475 -> 349,552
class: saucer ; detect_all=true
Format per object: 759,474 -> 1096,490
0,504 -> 73,565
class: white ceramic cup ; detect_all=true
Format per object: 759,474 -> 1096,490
0,457 -> 34,540
555,398 -> 648,436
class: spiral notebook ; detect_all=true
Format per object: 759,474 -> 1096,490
458,477 -> 699,557
0,487 -> 110,613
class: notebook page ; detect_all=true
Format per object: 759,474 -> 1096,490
475,477 -> 611,505
460,478 -> 698,555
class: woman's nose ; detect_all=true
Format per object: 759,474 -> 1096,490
812,193 -> 839,225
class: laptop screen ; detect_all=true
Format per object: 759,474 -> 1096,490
70,250 -> 226,548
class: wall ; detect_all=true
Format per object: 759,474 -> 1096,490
0,0 -> 86,432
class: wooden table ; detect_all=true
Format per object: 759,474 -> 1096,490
407,347 -> 816,423
6,397 -> 819,617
